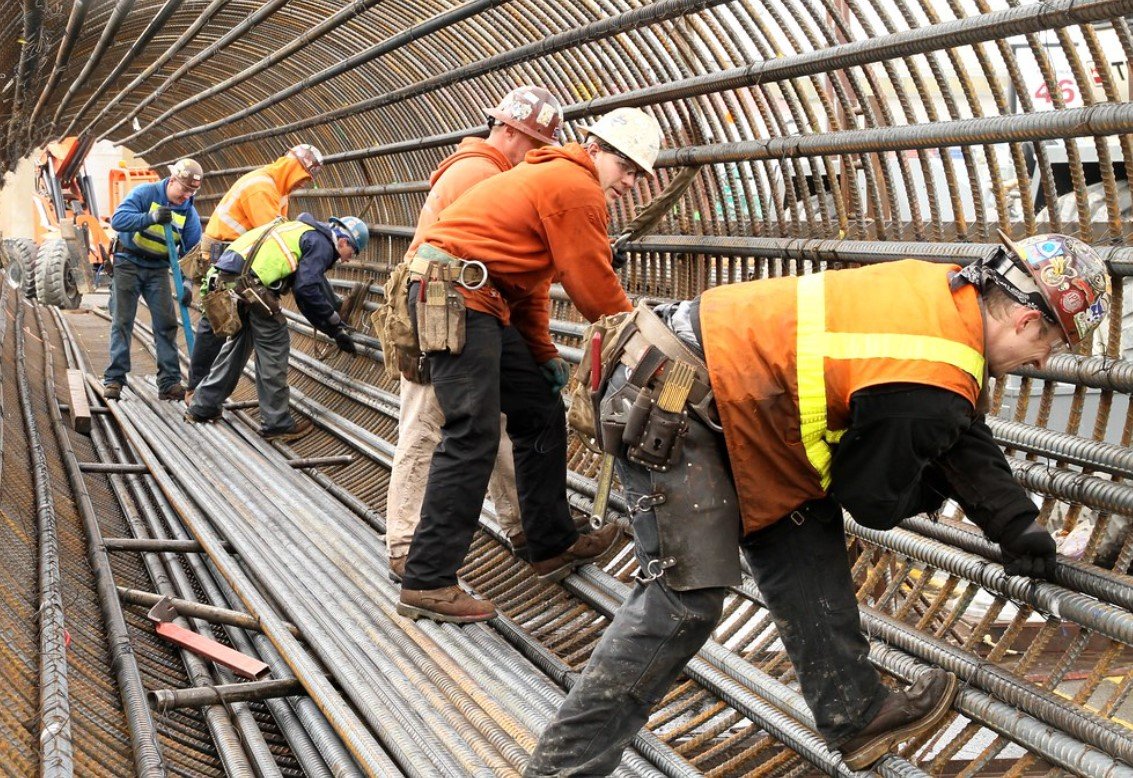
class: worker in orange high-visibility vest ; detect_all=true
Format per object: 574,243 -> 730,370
186,144 -> 324,401
527,232 -> 1111,775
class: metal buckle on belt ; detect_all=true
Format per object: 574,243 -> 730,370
789,510 -> 806,526
457,259 -> 488,291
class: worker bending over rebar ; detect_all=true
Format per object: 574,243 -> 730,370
527,232 -> 1110,773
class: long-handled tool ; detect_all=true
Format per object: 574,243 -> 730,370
163,224 -> 195,351
589,331 -> 617,529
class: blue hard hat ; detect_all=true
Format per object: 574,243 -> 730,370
329,215 -> 369,253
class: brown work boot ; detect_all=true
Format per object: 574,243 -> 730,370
183,388 -> 194,408
261,417 -> 313,442
103,382 -> 123,400
507,530 -> 529,561
388,554 -> 406,583
530,523 -> 620,582
158,383 -> 186,401
840,669 -> 958,770
397,586 -> 496,624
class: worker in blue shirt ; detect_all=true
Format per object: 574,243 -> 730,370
103,159 -> 203,402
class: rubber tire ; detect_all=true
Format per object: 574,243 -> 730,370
3,237 -> 38,298
3,251 -> 24,290
35,238 -> 82,309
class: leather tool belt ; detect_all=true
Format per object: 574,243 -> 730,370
407,243 -> 490,290
615,303 -> 719,434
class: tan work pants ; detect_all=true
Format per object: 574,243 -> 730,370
386,378 -> 522,558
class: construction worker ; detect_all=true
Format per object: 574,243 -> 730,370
187,144 -> 324,400
185,213 -> 367,441
103,158 -> 203,402
394,107 -> 663,624
526,233 -> 1111,774
386,86 -> 565,581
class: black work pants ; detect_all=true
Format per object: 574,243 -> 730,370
402,307 -> 578,590
187,311 -> 226,390
527,498 -> 887,776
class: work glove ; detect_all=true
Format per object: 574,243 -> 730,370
179,287 -> 192,308
998,519 -> 1057,579
611,244 -> 628,270
150,206 -> 173,225
333,327 -> 357,355
540,357 -> 571,394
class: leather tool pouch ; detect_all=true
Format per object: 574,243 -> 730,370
372,261 -> 427,382
203,286 -> 242,337
236,276 -> 281,318
178,244 -> 209,281
414,263 -> 467,354
206,219 -> 281,337
568,308 -> 639,448
625,401 -> 688,472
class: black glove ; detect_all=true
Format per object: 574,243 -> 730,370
179,287 -> 192,308
611,245 -> 628,270
999,519 -> 1057,579
151,206 -> 173,225
333,328 -> 356,354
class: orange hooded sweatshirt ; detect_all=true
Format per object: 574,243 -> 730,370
404,137 -> 512,260
420,143 -> 632,363
205,155 -> 312,241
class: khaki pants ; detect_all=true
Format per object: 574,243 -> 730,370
386,378 -> 522,558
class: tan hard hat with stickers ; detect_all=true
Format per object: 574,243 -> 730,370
487,86 -> 564,146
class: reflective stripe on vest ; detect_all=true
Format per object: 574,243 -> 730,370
228,220 -> 313,287
795,272 -> 986,488
133,204 -> 188,259
213,173 -> 275,237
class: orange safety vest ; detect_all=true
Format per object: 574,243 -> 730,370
699,260 -> 986,534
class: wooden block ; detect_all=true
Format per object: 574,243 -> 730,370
66,369 -> 91,434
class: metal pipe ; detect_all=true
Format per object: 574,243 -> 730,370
287,455 -> 355,469
130,0 -> 504,150
28,0 -> 85,132
54,317 -> 264,777
50,0 -> 136,128
15,300 -> 73,776
117,586 -> 300,636
899,515 -> 1133,613
86,0 -> 233,136
35,306 -> 161,776
149,679 -> 305,712
196,0 -> 1133,176
78,461 -> 149,473
151,0 -> 733,159
94,382 -> 402,775
63,0 -> 189,137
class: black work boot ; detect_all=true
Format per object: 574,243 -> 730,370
840,668 -> 958,770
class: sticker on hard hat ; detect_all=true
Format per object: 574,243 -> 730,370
507,101 -> 533,121
536,104 -> 556,127
1075,297 -> 1108,338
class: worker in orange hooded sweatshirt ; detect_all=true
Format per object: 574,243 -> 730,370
396,108 -> 664,624
386,87 -> 566,582
187,144 -> 324,397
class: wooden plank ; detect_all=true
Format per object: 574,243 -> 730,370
66,369 -> 91,434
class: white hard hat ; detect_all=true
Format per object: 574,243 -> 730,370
582,108 -> 662,178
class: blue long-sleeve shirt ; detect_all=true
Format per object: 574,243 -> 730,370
110,178 -> 202,269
